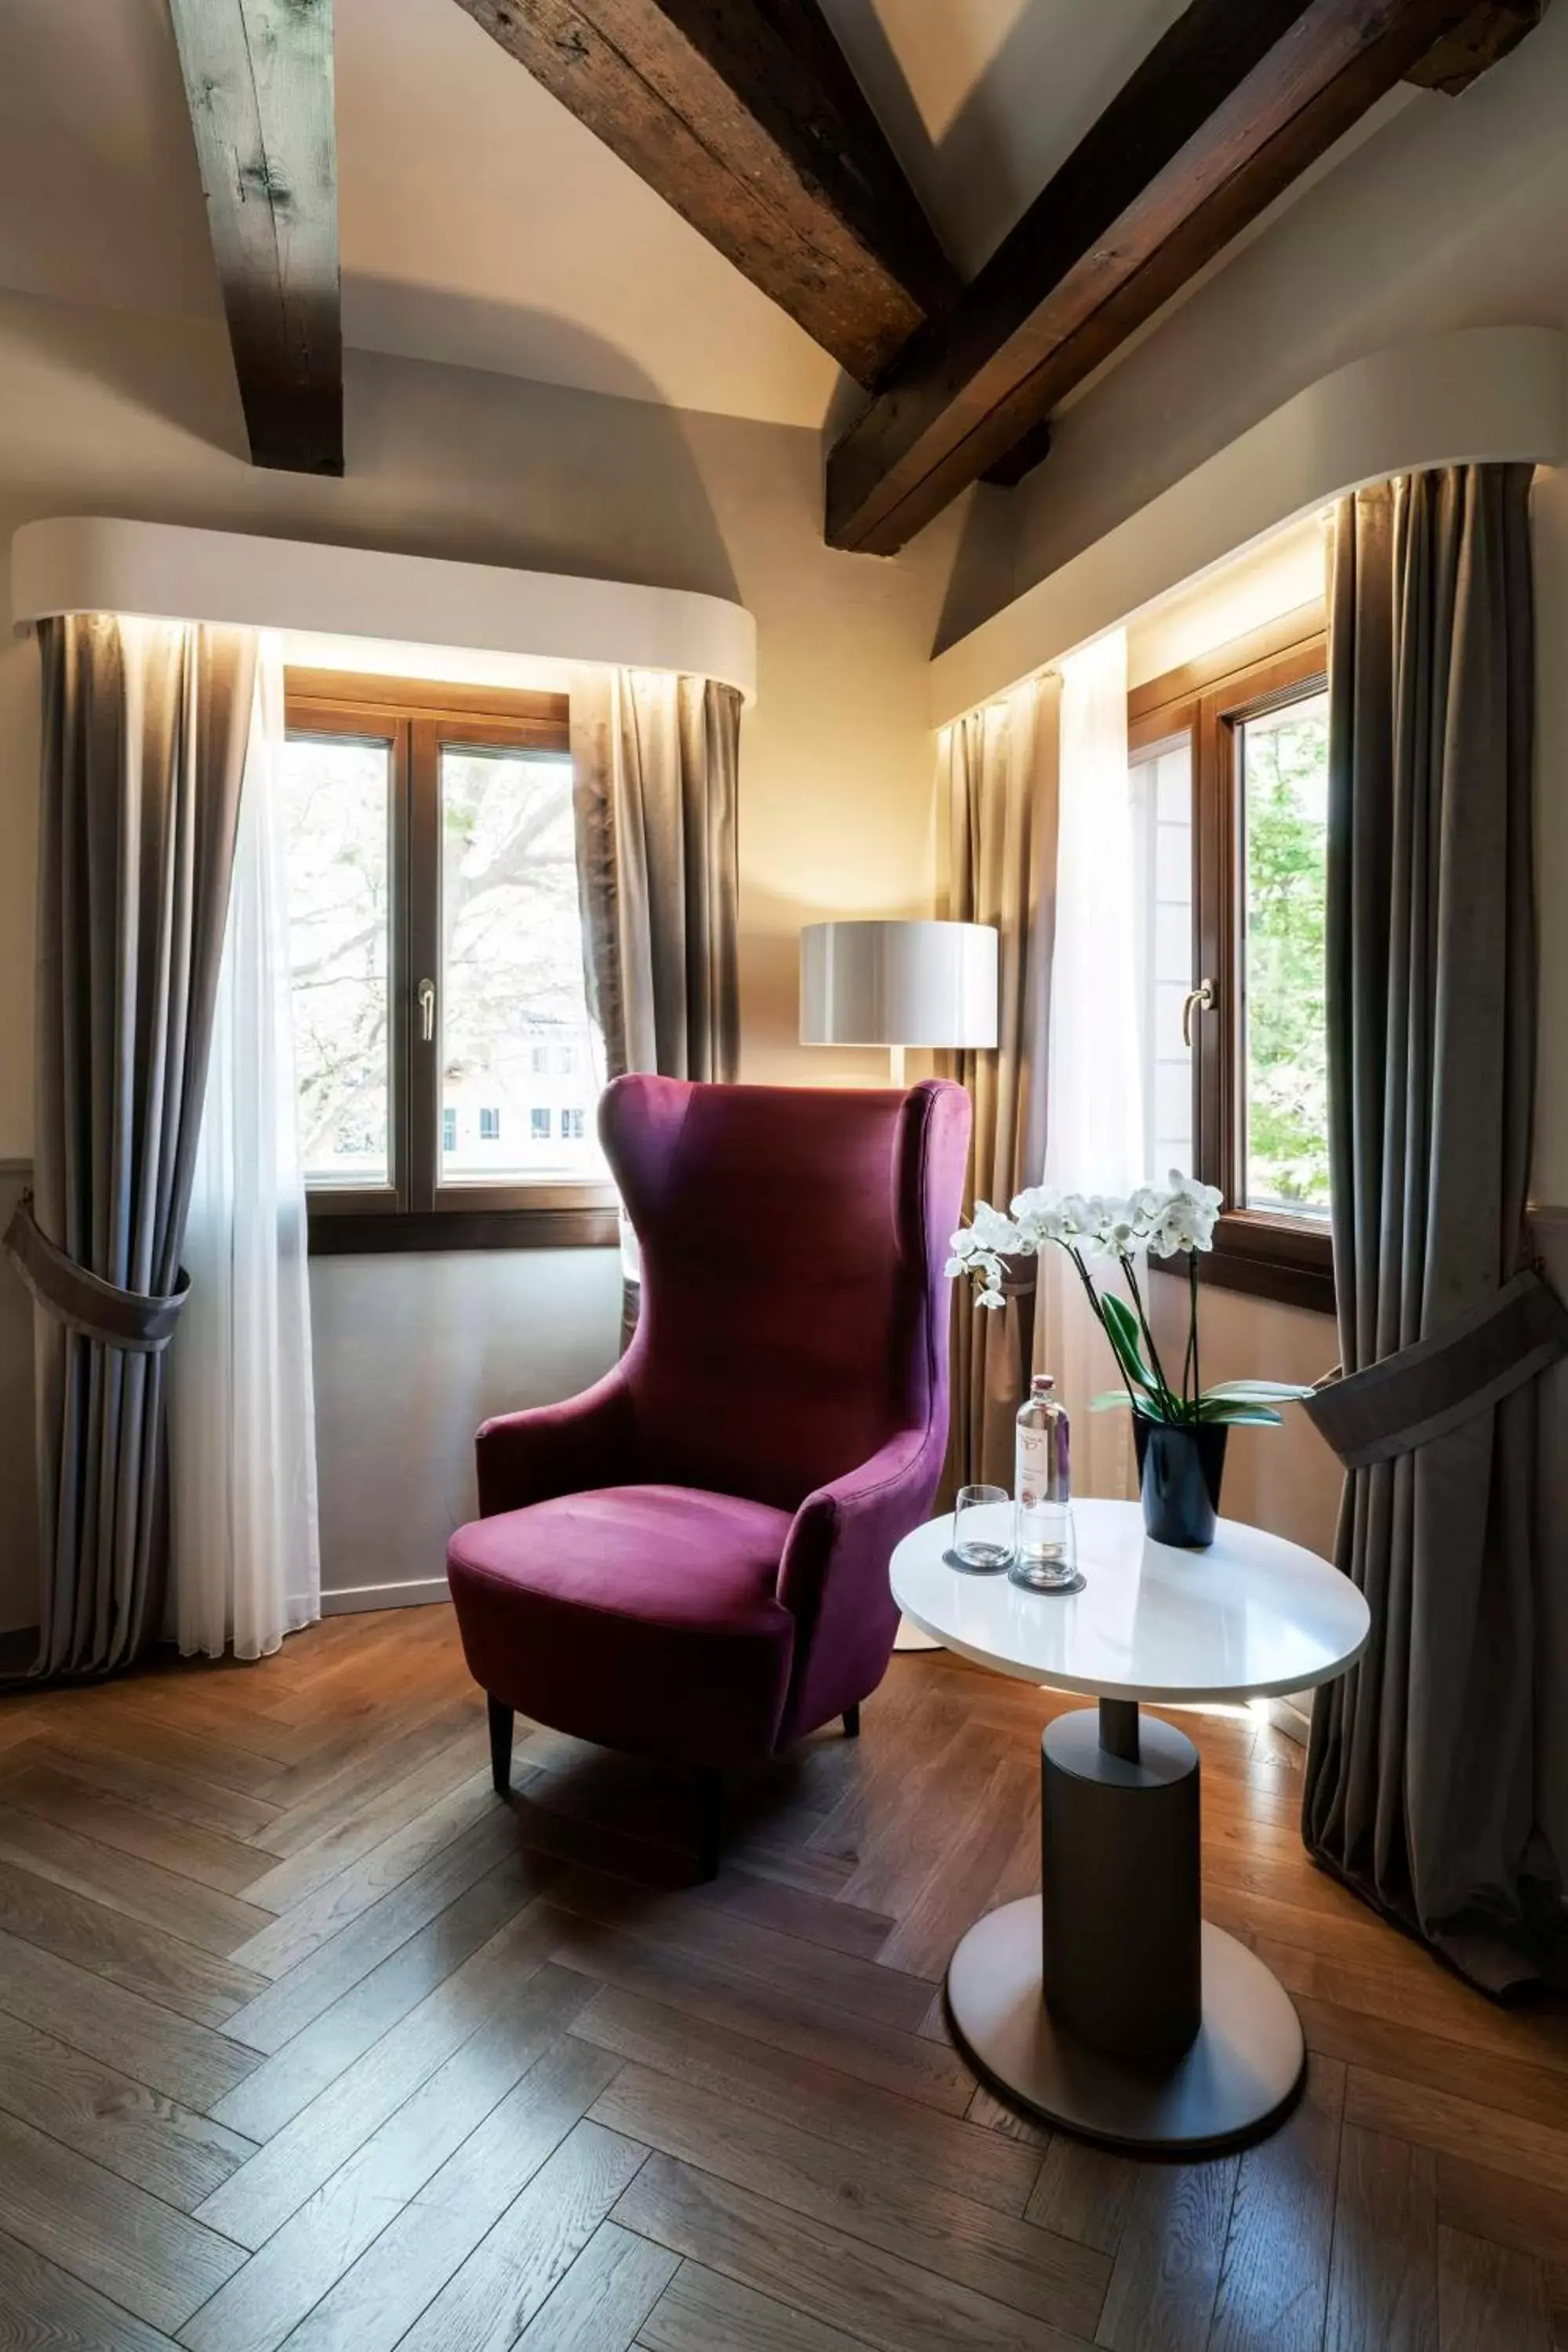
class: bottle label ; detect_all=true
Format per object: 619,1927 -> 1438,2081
1018,1425 -> 1054,1505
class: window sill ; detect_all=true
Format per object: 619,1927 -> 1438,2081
1152,1211 -> 1336,1317
306,1203 -> 619,1254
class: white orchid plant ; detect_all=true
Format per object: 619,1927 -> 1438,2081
947,1175 -> 1312,1431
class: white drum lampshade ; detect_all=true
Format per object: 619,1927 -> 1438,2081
800,920 -> 999,1084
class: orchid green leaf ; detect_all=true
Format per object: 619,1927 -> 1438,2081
1196,1399 -> 1284,1425
1098,1293 -> 1160,1400
1200,1378 -> 1316,1403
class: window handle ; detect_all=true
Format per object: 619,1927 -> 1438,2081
418,977 -> 435,1044
1181,978 -> 1215,1050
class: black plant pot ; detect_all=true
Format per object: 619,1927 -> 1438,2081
1133,1417 -> 1229,1549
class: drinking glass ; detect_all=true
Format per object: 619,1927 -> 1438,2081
1009,1500 -> 1083,1594
949,1484 -> 1013,1574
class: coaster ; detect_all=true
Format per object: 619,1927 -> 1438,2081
1008,1566 -> 1086,1597
943,1548 -> 1013,1577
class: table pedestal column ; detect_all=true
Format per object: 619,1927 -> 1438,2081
946,1699 -> 1306,2153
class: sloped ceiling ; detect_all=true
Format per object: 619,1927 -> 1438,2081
0,0 -> 1354,428
815,0 -> 1192,277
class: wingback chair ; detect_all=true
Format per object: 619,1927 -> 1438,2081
445,1073 -> 972,1875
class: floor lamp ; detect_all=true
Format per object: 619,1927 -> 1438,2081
800,920 -> 1000,1653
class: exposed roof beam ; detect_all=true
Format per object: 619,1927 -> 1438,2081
1406,0 -> 1545,90
452,0 -> 960,386
826,0 -> 1504,555
166,0 -> 343,476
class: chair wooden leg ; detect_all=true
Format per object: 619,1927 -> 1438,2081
488,1697 -> 514,1795
696,1766 -> 723,1882
843,1703 -> 861,1739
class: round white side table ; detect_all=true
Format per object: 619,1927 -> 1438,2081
890,1496 -> 1369,2154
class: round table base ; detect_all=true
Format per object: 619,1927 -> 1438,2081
947,1897 -> 1305,2154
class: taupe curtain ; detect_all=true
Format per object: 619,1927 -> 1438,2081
9,614 -> 256,1679
571,670 -> 740,1084
1305,466 -> 1566,1991
945,677 -> 1060,1492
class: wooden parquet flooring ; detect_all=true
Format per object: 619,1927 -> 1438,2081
0,1606 -> 1563,2352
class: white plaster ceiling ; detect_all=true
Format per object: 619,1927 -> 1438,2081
0,0 -> 1358,428
815,0 -> 1192,277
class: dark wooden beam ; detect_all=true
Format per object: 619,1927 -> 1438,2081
983,420 -> 1053,490
826,0 -> 1498,555
1406,0 -> 1546,89
166,0 -> 343,476
451,0 -> 960,386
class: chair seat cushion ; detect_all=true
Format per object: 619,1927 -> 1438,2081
446,1484 -> 797,1767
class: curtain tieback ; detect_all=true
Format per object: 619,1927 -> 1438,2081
2,1196 -> 191,1352
1302,1265 -> 1568,1469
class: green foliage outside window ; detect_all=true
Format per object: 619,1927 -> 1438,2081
1242,695 -> 1331,1214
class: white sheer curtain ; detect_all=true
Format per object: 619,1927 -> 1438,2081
1038,628 -> 1146,1498
169,634 -> 321,1657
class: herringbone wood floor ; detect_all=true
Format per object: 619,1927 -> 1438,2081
0,1607 -> 1563,2352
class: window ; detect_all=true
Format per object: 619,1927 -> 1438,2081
561,1108 -> 585,1142
1129,615 -> 1334,1311
1236,691 -> 1330,1219
279,732 -> 393,1188
281,673 -> 613,1252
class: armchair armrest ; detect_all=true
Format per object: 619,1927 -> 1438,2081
774,1421 -> 946,1738
474,1364 -> 637,1518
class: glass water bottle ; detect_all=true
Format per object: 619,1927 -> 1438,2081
1012,1374 -> 1080,1593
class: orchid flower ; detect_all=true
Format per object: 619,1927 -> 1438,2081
949,1174 -> 1311,1428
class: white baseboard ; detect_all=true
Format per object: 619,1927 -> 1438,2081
321,1579 -> 452,1617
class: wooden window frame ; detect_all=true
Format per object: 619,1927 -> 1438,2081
284,670 -> 617,1255
1128,606 -> 1336,1316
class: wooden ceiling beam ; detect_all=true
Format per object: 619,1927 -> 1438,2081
167,0 -> 343,476
452,0 -> 960,386
826,0 -> 1504,555
1405,0 -> 1545,90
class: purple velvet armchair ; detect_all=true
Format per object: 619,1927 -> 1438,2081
445,1073 -> 972,1875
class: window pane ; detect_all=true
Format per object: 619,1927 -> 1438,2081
1130,739 -> 1193,1179
280,734 -> 392,1185
439,746 -> 604,1182
1240,690 -> 1330,1217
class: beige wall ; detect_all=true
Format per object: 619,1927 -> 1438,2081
0,286 -> 967,1625
308,1249 -> 623,1610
